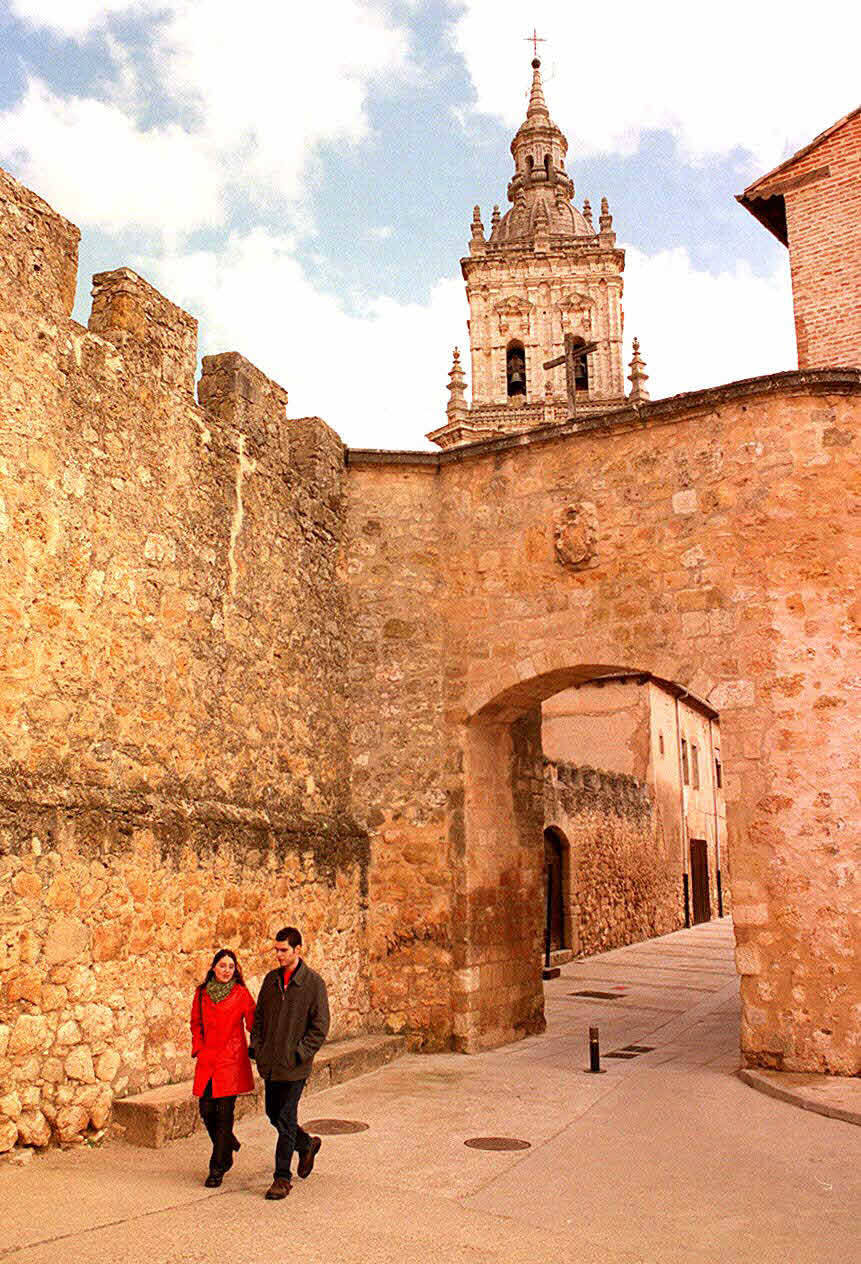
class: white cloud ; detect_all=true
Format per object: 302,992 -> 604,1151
8,1 -> 147,38
622,245 -> 795,398
133,229 -> 794,449
451,0 -> 860,168
136,229 -> 467,449
5,1 -> 410,234
0,80 -> 223,234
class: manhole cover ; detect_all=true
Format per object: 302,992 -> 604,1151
302,1118 -> 370,1135
464,1136 -> 531,1151
569,990 -> 619,1000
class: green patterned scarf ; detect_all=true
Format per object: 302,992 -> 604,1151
206,978 -> 236,1004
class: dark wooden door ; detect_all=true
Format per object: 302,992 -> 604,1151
543,829 -> 565,950
689,838 -> 711,925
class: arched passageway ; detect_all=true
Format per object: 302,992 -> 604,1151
346,374 -> 860,1073
455,662 -> 727,1051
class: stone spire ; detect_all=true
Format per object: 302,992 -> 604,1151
487,56 -> 592,247
526,56 -> 550,120
446,347 -> 468,423
628,337 -> 650,403
583,198 -> 593,230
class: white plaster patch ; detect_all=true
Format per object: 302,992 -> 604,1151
227,432 -> 258,597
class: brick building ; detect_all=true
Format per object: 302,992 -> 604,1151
739,106 -> 861,370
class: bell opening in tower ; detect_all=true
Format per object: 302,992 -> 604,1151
571,337 -> 590,392
507,342 -> 527,397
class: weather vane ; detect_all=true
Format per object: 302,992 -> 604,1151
525,28 -> 545,59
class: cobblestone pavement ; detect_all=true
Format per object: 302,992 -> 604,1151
2,918 -> 859,1264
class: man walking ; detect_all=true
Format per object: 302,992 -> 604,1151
251,926 -> 330,1200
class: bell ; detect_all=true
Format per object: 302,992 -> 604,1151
509,367 -> 524,385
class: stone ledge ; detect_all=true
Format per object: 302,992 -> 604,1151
738,1067 -> 861,1126
345,368 -> 861,468
112,1034 -> 406,1148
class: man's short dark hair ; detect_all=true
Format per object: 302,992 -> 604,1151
275,926 -> 302,948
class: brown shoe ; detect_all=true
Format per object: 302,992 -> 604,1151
297,1136 -> 321,1178
265,1178 -> 292,1200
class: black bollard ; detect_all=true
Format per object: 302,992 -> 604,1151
589,1025 -> 600,1073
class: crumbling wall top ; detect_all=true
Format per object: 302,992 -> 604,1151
0,166 -> 80,319
89,267 -> 198,397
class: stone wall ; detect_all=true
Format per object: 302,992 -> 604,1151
341,457 -> 452,1048
346,370 -> 861,1074
0,166 -> 369,1154
0,807 -> 368,1152
544,761 -> 682,957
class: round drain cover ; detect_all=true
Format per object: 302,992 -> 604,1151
303,1118 -> 370,1135
464,1136 -> 531,1151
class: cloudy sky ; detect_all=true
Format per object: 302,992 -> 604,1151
1,1 -> 857,448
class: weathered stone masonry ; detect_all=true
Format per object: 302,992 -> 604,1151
347,371 -> 860,1075
1,148 -> 860,1156
0,168 -> 371,1153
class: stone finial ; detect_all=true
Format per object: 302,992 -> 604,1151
470,205 -> 486,255
491,204 -> 501,231
583,198 -> 593,230
628,337 -> 650,403
599,196 -> 615,246
446,346 -> 468,422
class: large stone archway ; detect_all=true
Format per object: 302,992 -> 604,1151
345,371 -> 861,1074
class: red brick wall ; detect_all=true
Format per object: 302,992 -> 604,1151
784,114 -> 861,368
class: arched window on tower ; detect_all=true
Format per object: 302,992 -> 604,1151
506,341 -> 527,397
544,154 -> 551,176
570,336 -> 590,392
526,155 -> 534,173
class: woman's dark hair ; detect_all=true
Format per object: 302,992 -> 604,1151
198,947 -> 244,990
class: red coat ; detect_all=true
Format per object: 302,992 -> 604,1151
191,984 -> 256,1098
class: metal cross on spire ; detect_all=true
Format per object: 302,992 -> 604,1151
525,28 -> 545,59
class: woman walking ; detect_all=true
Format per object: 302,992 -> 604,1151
191,948 -> 256,1187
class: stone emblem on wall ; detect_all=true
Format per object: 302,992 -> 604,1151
557,292 -> 595,329
554,502 -> 599,570
494,295 -> 533,337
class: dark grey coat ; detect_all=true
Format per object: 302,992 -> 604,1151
250,959 -> 330,1082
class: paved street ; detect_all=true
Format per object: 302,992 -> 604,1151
2,918 -> 858,1264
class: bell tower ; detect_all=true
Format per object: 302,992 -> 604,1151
428,56 -> 628,449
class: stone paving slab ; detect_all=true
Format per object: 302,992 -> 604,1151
738,1068 -> 861,1127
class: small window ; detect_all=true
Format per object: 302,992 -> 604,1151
691,744 -> 700,790
506,342 -> 526,397
544,154 -> 551,175
715,757 -> 722,789
659,733 -> 664,756
526,155 -> 534,172
681,739 -> 689,785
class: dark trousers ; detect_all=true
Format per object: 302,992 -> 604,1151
198,1081 -> 237,1176
264,1078 -> 310,1181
